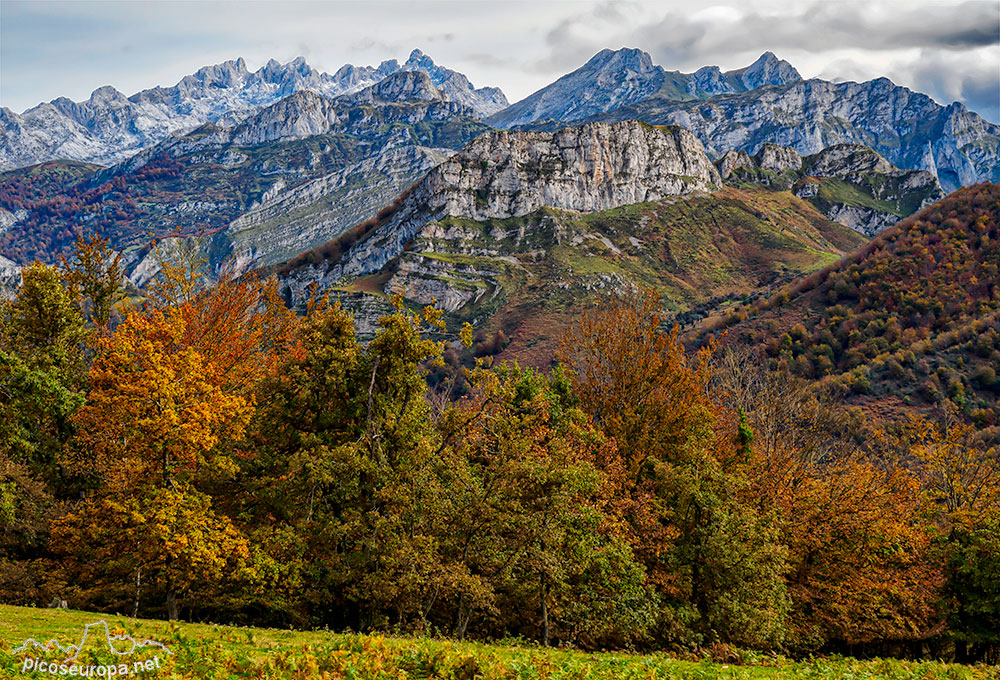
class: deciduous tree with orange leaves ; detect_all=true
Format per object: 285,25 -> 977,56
560,291 -> 789,649
53,299 -> 256,619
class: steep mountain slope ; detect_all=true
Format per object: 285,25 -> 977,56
377,188 -> 864,363
584,77 -> 999,192
274,121 -> 866,359
695,183 -> 1000,425
491,48 -> 997,192
717,143 -> 944,236
0,51 -> 506,171
488,50 -> 799,129
278,120 -> 722,297
0,72 -> 489,281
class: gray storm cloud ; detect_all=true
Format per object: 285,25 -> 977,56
538,0 -> 999,121
2,0 -> 997,122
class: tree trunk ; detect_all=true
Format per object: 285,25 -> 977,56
454,597 -> 472,641
540,574 -> 550,647
166,588 -> 178,621
132,567 -> 141,618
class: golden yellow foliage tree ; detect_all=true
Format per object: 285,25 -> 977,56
54,307 -> 253,619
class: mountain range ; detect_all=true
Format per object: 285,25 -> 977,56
486,50 -> 802,128
0,49 -> 506,170
0,69 -> 489,281
490,49 -> 997,193
0,47 -> 997,361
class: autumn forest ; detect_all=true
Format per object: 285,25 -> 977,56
2,197 -> 999,667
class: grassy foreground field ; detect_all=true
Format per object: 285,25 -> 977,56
0,605 -> 995,679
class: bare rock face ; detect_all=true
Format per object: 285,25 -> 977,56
822,204 -> 900,236
804,143 -> 896,178
340,120 -> 721,277
0,254 -> 21,298
428,121 -> 721,220
714,141 -> 943,237
338,69 -> 444,106
716,149 -> 756,179
755,143 -> 802,172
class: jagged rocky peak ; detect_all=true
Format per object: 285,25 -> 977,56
487,47 -> 666,128
716,149 -> 756,178
688,66 -> 728,96
394,48 -> 509,117
402,49 -> 435,71
228,90 -> 341,146
736,52 -> 801,90
755,143 -> 803,172
687,52 -> 801,97
343,70 -> 444,105
588,47 -> 659,74
87,85 -> 131,106
185,57 -> 251,88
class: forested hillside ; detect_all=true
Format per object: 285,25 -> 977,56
698,183 -> 1000,427
2,241 -> 997,663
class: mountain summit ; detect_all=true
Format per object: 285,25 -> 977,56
487,49 -> 803,128
0,51 -> 507,171
487,48 -> 667,128
688,52 -> 801,96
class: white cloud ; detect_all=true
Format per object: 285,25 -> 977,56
1,0 -> 996,121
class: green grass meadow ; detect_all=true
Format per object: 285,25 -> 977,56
0,605 -> 996,679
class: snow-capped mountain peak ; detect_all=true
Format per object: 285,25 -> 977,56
0,52 -> 508,171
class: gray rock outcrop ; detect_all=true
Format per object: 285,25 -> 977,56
341,120 -> 721,277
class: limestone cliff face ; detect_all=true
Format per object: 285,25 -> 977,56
715,141 -> 943,237
804,144 -> 894,177
0,254 -> 21,299
717,150 -> 755,178
755,143 -> 802,172
337,121 -> 721,278
127,143 -> 456,288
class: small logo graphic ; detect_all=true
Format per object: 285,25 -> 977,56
12,620 -> 172,676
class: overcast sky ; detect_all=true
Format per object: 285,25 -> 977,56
2,0 -> 998,122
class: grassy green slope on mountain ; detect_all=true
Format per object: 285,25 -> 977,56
691,183 -> 1000,427
725,148 -> 943,226
0,160 -> 102,192
380,187 -> 865,364
812,176 -> 901,214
